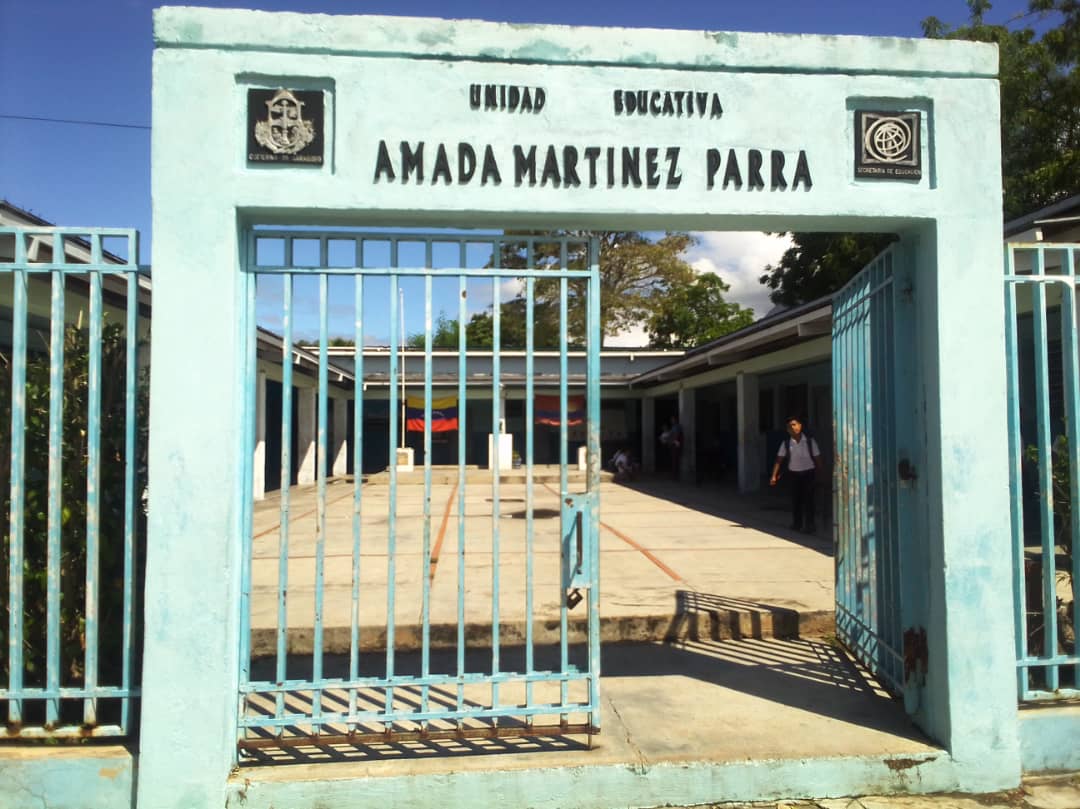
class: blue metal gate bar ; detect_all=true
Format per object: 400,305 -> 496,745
421,263 -> 433,725
240,229 -> 602,752
1062,249 -> 1080,694
833,247 -> 905,696
490,252 -> 502,719
386,258 -> 400,719
349,268 -> 364,729
1005,243 -> 1080,701
525,268 -> 536,721
314,270 -> 330,723
559,263 -> 570,715
84,243 -> 103,726
7,238 -> 28,728
586,237 -> 602,720
46,244 -> 65,728
238,240 -> 256,707
0,226 -> 146,739
276,273 -> 294,722
456,262 -> 467,724
1004,245 -> 1027,698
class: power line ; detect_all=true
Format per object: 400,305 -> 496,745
0,113 -> 149,131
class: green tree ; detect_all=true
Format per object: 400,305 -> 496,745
647,272 -> 755,349
760,1 -> 1079,306
412,231 -> 707,349
496,231 -> 698,343
923,0 -> 1080,220
758,233 -> 895,308
408,301 -> 564,350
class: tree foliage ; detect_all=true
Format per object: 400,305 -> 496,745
647,272 -> 755,349
760,1 -> 1079,306
923,0 -> 1080,220
407,299 -> 564,350
759,234 -> 896,308
495,231 -> 698,342
407,231 -> 751,349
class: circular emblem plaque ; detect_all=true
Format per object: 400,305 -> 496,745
864,117 -> 912,163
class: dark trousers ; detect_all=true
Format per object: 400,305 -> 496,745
789,469 -> 816,530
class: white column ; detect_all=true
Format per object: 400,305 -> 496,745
737,372 -> 761,492
678,387 -> 695,482
331,397 -> 348,476
296,386 -> 317,485
253,370 -> 266,500
641,396 -> 656,474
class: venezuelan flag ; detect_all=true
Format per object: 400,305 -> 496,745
406,395 -> 459,432
535,394 -> 585,426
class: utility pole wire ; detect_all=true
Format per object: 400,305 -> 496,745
0,113 -> 150,131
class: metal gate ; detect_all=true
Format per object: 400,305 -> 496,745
832,246 -> 907,696
1005,242 -> 1080,701
237,229 -> 602,755
0,227 -> 147,739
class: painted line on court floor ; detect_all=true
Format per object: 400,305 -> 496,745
251,484 -> 359,540
599,522 -> 684,582
427,481 -> 459,583
540,482 -> 684,582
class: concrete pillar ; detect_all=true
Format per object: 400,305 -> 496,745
253,370 -> 266,500
737,372 -> 761,493
678,387 -> 695,482
296,386 -> 317,485
331,397 -> 348,476
641,396 -> 656,474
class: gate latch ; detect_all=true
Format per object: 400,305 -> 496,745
898,458 -> 918,483
561,494 -> 594,610
903,626 -> 928,685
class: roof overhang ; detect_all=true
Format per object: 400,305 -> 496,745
629,300 -> 833,387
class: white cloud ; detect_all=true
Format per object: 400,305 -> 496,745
685,232 -> 792,319
605,324 -> 650,348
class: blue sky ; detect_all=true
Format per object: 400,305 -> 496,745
0,0 -> 1046,339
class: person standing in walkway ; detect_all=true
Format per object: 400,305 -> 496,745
769,416 -> 821,533
663,416 -> 683,480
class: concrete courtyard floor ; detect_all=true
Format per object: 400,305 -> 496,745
248,472 -> 837,655
235,472 -> 981,807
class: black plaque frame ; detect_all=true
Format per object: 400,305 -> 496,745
247,89 -> 324,166
854,110 -> 921,181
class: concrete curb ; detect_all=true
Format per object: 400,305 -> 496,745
250,609 -> 836,656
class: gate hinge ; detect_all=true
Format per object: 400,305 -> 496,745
903,626 -> 928,685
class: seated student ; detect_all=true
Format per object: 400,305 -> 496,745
610,447 -> 636,482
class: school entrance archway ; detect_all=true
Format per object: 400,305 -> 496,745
141,8 -> 1018,808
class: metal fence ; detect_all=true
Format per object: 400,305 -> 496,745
832,247 -> 905,695
237,229 -> 602,757
0,227 -> 147,738
1005,242 -> 1080,701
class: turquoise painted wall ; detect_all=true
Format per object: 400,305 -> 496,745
0,747 -> 134,809
133,7 -> 1026,808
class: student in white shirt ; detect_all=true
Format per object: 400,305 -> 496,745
769,416 -> 822,533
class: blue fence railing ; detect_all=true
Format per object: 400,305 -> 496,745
0,227 -> 148,738
1005,242 -> 1080,702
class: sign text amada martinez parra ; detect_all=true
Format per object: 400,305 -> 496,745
371,82 -> 814,192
